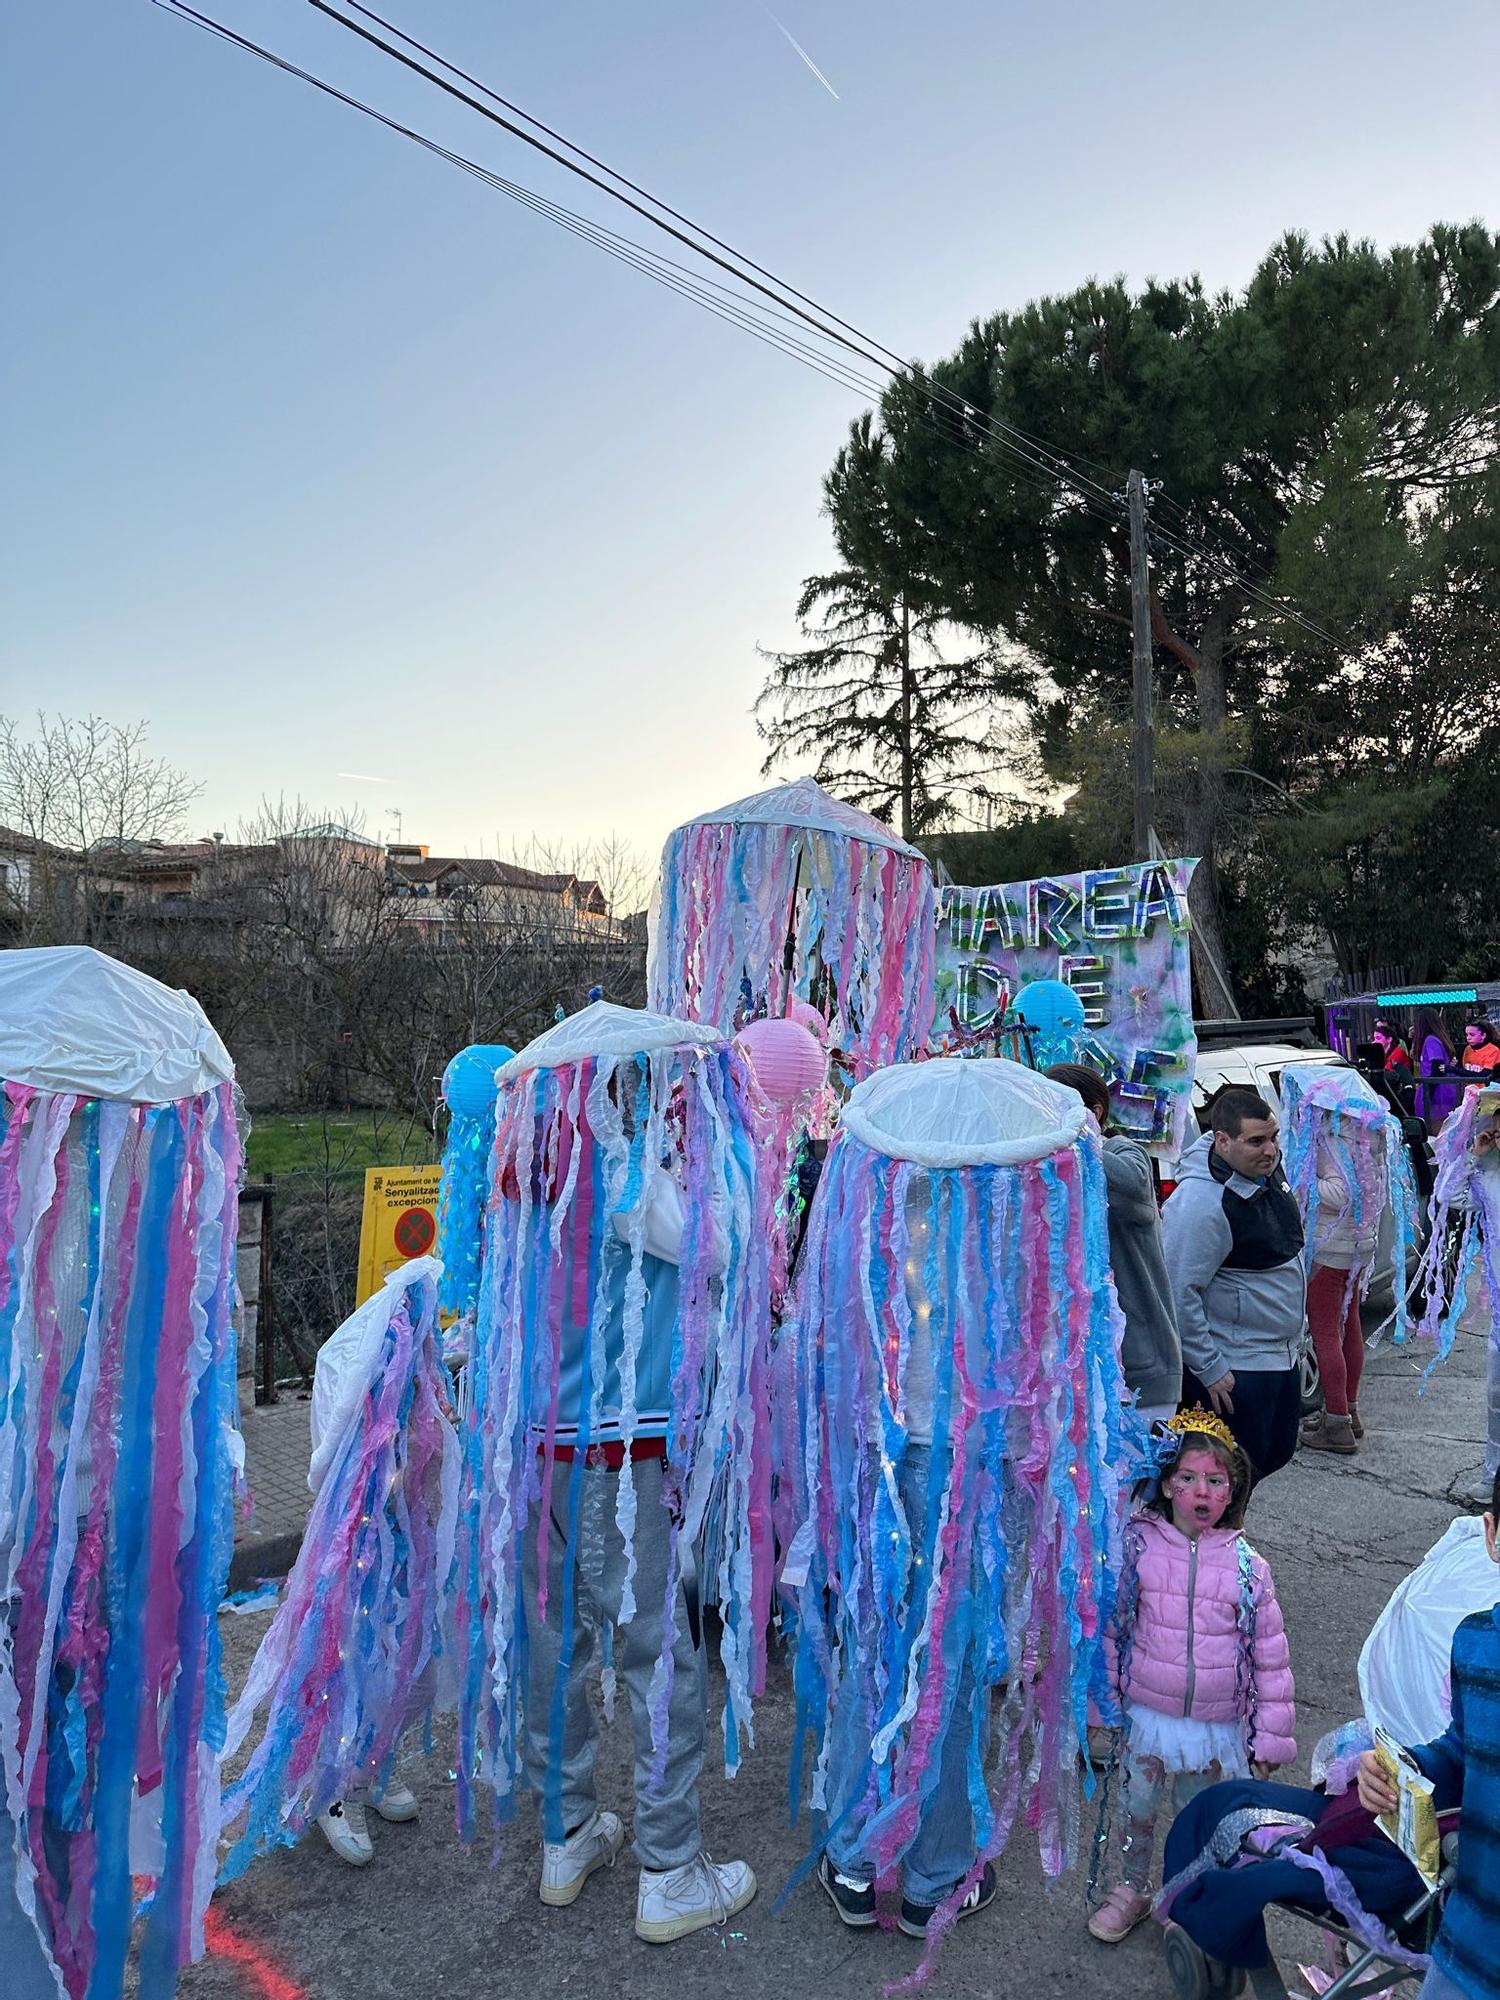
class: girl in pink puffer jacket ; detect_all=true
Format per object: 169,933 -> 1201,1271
1088,1412 -> 1296,1946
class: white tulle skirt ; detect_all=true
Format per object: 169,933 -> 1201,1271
1124,1700 -> 1250,1776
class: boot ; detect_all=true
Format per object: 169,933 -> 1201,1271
1301,1410 -> 1357,1455
1349,1403 -> 1364,1439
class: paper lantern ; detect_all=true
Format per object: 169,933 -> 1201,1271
734,1017 -> 828,1106
441,1042 -> 515,1121
786,997 -> 829,1044
1011,976 -> 1086,1066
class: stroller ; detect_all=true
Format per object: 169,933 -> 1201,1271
1160,1785 -> 1461,2000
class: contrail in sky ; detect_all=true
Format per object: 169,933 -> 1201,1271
336,771 -> 398,785
767,11 -> 839,99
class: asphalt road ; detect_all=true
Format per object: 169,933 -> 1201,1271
180,1321 -> 1492,2000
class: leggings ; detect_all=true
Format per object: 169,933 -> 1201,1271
1306,1263 -> 1364,1418
1120,1744 -> 1225,1891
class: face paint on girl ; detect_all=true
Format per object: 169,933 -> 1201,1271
1168,1447 -> 1234,1538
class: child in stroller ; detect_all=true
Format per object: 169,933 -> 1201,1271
1160,1470 -> 1497,2000
1157,1777 -> 1459,2000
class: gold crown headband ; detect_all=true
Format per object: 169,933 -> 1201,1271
1160,1406 -> 1239,1455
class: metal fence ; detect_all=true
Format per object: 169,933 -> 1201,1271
239,1165 -> 401,1402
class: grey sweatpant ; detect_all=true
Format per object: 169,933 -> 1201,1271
0,1808 -> 61,2000
522,1456 -> 706,1871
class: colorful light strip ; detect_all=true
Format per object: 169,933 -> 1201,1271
1374,987 -> 1478,1007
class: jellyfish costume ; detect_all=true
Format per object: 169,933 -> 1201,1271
1280,1063 -> 1420,1337
455,1002 -> 768,1854
1416,1085 -> 1500,1477
0,947 -> 241,2000
435,1043 -> 515,1357
778,1057 -> 1128,1952
648,777 -> 935,1077
217,1256 -> 459,1881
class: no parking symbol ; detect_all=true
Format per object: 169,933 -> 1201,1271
355,1165 -> 442,1304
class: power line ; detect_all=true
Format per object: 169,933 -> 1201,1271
150,5 -> 878,397
153,1 -> 1131,529
301,0 -> 1131,518
318,0 -> 1132,514
154,0 -> 1338,642
304,0 -> 1345,641
152,1 -> 1126,530
1144,517 -> 1342,646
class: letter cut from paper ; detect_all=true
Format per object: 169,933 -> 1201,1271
931,858 -> 1199,1154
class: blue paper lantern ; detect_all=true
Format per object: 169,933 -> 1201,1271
438,1043 -> 516,1325
441,1043 -> 515,1121
1011,979 -> 1085,1067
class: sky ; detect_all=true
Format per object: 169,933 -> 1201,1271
4,0 -> 1497,872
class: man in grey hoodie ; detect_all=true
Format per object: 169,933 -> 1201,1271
1161,1088 -> 1306,1483
1045,1065 -> 1181,1425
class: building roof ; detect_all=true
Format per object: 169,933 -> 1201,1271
290,822 -> 383,847
0,825 -> 78,861
394,856 -> 583,894
88,839 -> 267,878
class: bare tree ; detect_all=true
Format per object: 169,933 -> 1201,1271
373,832 -> 652,1122
0,712 -> 203,944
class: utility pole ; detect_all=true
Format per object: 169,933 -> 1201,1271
1126,468 -> 1155,861
898,595 -> 914,843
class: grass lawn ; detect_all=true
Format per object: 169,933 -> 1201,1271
244,1109 -> 439,1178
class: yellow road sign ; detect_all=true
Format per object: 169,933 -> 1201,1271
355,1164 -> 442,1306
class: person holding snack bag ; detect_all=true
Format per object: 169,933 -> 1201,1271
1357,1471 -> 1500,2000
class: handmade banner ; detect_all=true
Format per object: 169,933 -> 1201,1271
933,857 -> 1199,1151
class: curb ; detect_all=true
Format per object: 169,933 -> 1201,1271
228,1529 -> 305,1593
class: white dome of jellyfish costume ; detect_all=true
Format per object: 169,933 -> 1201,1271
1280,1063 -> 1420,1336
1310,1512 -> 1499,1793
1361,1514 -> 1498,1747
217,1256 -> 460,1881
0,947 -> 241,2000
778,1057 -> 1130,1942
454,1003 -> 769,1835
648,777 -> 936,1078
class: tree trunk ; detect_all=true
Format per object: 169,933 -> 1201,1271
899,598 -> 914,842
1184,605 -> 1241,1021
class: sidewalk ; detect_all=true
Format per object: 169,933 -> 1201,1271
231,1382 -> 315,1590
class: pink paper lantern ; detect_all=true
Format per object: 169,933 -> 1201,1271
734,1017 -> 827,1105
786,998 -> 829,1045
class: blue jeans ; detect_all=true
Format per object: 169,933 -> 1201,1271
825,1444 -> 989,1906
0,1808 -> 61,2000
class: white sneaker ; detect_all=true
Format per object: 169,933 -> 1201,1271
317,1798 -> 373,1866
370,1779 -> 419,1823
539,1809 -> 626,1908
635,1852 -> 756,1944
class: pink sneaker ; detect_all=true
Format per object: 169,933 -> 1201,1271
1088,1884 -> 1152,1943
